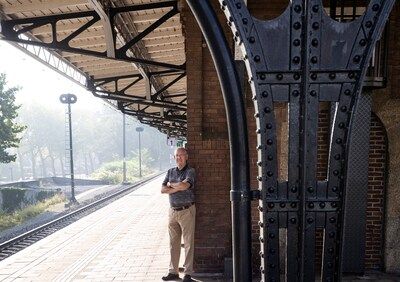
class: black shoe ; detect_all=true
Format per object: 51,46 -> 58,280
161,273 -> 179,281
183,275 -> 193,282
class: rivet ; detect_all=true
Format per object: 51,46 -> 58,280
259,236 -> 264,243
257,176 -> 262,181
307,217 -> 314,223
269,233 -> 275,239
267,171 -> 273,177
334,154 -> 340,160
259,251 -> 264,258
293,39 -> 301,46
264,107 -> 271,113
291,186 -> 297,193
252,95 -> 257,101
242,18 -> 248,25
307,186 -> 314,193
256,128 -> 261,134
236,3 -> 242,9
319,202 -> 326,208
268,187 -> 275,193
353,55 -> 361,63
310,90 -> 317,97
280,202 -> 286,208
254,113 -> 259,118
372,4 -> 380,11
328,247 -> 334,253
290,217 -> 297,223
249,36 -> 255,43
267,155 -> 273,161
331,202 -> 337,208
262,91 -> 268,97
336,138 -> 342,144
312,5 -> 319,13
332,186 -> 338,192
329,217 -> 336,223
291,202 -> 297,208
257,161 -> 262,166
339,122 -> 345,129
257,145 -> 262,150
294,73 -> 300,80
267,139 -> 273,145
292,90 -> 300,97
308,202 -> 314,209
329,73 -> 336,80
258,221 -> 264,227
311,38 -> 319,47
311,56 -> 318,64
260,74 -> 266,80
266,123 -> 273,129
333,170 -> 339,176
329,231 -> 335,238
312,22 -> 319,30
276,74 -> 283,80
340,106 -> 347,112
258,206 -> 263,212
293,22 -> 301,30
344,89 -> 351,96
327,262 -> 333,268
292,56 -> 300,64
348,72 -> 355,79
268,203 -> 275,209
269,248 -> 276,254
359,39 -> 367,46
310,73 -> 317,80
268,217 -> 275,223
254,55 -> 261,62
269,263 -> 276,269
294,5 -> 302,13
221,1 -> 227,6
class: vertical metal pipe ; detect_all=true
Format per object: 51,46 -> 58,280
68,102 -> 76,203
185,1 -> 251,280
139,131 -> 142,178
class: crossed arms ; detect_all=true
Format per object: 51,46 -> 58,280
161,180 -> 191,194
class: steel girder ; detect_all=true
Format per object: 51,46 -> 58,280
188,0 -> 395,281
0,1 -> 184,71
0,0 -> 187,135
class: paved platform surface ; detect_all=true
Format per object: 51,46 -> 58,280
0,174 -> 399,281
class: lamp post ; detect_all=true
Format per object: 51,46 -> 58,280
60,93 -> 77,204
122,113 -> 128,184
136,126 -> 144,178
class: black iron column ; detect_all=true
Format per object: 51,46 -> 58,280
185,1 -> 252,281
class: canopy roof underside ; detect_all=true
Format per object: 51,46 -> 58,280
0,0 -> 187,137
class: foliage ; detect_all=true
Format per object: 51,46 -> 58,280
0,193 -> 65,231
91,148 -> 156,184
0,74 -> 25,163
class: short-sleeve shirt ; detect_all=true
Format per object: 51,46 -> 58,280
162,164 -> 195,207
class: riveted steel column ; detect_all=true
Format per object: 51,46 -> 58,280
185,1 -> 252,281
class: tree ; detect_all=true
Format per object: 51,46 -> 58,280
0,74 -> 25,163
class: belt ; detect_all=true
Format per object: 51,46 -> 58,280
171,202 -> 194,211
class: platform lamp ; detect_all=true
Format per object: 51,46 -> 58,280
136,126 -> 144,178
60,93 -> 78,204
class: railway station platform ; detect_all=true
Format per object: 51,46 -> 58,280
0,175 -> 218,282
0,175 -> 399,282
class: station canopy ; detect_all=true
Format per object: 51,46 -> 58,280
0,0 -> 187,137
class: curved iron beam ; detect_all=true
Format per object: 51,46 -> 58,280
185,1 -> 251,281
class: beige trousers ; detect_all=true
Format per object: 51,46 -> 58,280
168,204 -> 196,276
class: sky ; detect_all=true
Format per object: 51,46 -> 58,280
0,40 -> 110,113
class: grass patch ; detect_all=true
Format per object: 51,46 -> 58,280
0,194 -> 66,231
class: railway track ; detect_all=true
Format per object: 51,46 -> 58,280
0,172 -> 165,261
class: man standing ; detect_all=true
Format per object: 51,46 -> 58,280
161,147 -> 196,282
